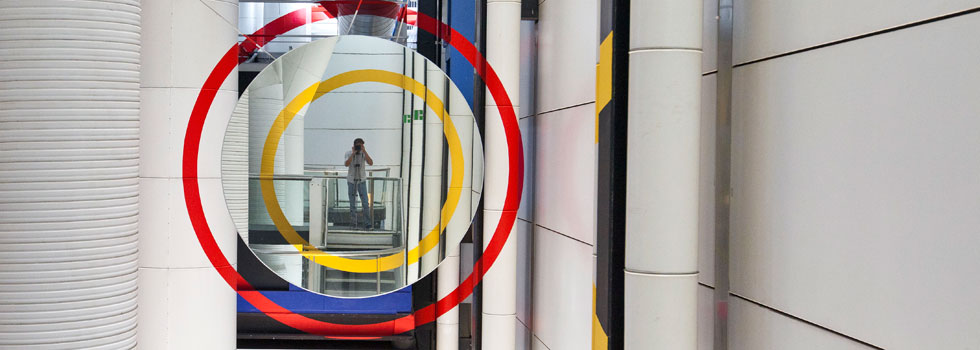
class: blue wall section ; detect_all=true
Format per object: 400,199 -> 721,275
448,0 -> 477,110
238,284 -> 413,314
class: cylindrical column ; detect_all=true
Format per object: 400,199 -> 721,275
436,72 -> 477,350
422,62 -> 447,272
248,75 -> 285,230
405,55 -> 427,280
139,0 -> 239,348
437,245 -> 461,350
0,1 -> 141,348
482,0 -> 521,349
624,1 -> 703,349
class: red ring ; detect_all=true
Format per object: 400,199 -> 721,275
182,11 -> 523,336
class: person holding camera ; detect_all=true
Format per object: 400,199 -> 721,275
344,138 -> 374,228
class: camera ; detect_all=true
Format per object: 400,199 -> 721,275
354,144 -> 362,151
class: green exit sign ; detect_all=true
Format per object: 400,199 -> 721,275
403,110 -> 424,123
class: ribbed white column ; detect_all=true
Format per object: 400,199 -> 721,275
139,0 -> 239,348
624,1 -> 703,349
0,1 -> 141,349
483,0 -> 521,349
222,90 -> 250,240
276,40 -> 334,227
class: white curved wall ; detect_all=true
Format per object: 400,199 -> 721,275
0,1 -> 141,348
139,0 -> 239,348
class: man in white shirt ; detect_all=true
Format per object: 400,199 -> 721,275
344,138 -> 374,228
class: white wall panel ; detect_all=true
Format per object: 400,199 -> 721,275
729,297 -> 876,350
306,92 -> 403,129
139,178 -> 236,269
142,88 -> 238,179
531,227 -> 592,350
534,105 -> 596,245
731,12 -> 980,349
535,0 -> 598,113
732,0 -> 980,64
304,128 -> 403,168
139,0 -> 239,348
143,0 -> 239,91
137,267 -> 237,349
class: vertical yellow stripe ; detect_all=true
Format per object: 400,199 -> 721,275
593,284 -> 609,349
593,31 -> 614,350
595,31 -> 614,144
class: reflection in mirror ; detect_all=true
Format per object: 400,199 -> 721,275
221,36 -> 484,298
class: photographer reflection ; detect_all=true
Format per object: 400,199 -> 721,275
344,138 -> 374,229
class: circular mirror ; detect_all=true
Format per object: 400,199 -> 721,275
221,35 -> 484,297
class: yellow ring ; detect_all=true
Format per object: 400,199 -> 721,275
260,69 -> 466,273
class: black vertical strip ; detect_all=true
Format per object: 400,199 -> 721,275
471,0 -> 488,348
595,0 -> 628,349
440,74 -> 450,261
610,1 -> 628,347
417,0 -> 441,64
520,0 -> 538,19
420,60 -> 429,265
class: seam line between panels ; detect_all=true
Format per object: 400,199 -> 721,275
628,48 -> 702,54
623,269 -> 697,276
733,6 -> 980,68
533,223 -> 591,247
729,292 -> 885,349
531,333 -> 553,350
517,317 -> 530,330
482,311 -> 517,317
534,101 -> 594,117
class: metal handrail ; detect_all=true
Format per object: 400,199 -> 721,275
250,244 -> 405,257
248,174 -> 397,181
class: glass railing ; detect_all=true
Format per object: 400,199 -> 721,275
246,172 -> 406,296
250,244 -> 407,297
